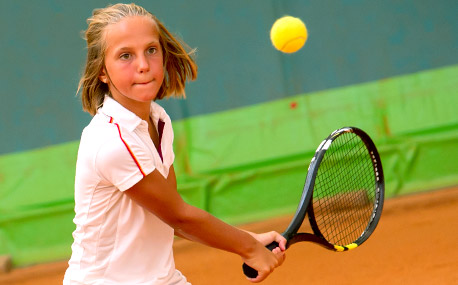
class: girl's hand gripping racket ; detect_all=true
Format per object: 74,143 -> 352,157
243,127 -> 385,278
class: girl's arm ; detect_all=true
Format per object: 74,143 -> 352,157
124,165 -> 286,282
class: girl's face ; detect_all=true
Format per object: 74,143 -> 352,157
101,16 -> 164,105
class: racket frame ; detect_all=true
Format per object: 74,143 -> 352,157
242,127 -> 385,278
283,127 -> 384,251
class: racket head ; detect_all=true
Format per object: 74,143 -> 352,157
306,127 -> 384,251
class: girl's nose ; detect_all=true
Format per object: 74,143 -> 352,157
137,55 -> 150,73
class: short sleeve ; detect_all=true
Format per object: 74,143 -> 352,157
94,132 -> 156,191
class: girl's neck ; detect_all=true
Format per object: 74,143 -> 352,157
127,103 -> 151,121
111,94 -> 151,121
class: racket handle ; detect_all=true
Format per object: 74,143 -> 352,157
242,241 -> 279,278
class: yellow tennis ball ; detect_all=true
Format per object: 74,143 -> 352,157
270,16 -> 308,53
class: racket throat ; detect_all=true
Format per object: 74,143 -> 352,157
287,233 -> 334,250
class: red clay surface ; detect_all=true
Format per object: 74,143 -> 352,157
1,186 -> 457,285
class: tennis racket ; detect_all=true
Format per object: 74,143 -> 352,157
243,127 -> 384,278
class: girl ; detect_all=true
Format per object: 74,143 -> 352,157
64,3 -> 286,285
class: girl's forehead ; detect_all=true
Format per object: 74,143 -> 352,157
104,16 -> 159,47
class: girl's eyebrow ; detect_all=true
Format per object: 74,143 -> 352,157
115,41 -> 160,52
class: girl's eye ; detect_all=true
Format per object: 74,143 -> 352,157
147,47 -> 157,55
120,53 -> 131,60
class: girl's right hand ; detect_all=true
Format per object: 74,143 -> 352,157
242,232 -> 286,283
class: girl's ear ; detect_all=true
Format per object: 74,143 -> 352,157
99,67 -> 108,83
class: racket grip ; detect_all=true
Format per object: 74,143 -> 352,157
242,241 -> 279,278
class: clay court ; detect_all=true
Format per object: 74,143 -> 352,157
1,186 -> 457,285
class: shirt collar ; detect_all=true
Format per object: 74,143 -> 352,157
98,95 -> 170,132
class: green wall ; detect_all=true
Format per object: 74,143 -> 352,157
173,65 -> 458,221
1,65 -> 457,266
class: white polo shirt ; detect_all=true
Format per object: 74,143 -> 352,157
64,96 -> 190,285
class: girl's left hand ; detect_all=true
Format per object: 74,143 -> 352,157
247,231 -> 287,252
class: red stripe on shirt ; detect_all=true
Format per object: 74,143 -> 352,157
109,116 -> 146,177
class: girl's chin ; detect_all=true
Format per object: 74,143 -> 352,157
116,95 -> 157,104
130,96 -> 156,103
129,90 -> 157,100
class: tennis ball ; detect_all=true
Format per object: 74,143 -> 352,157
270,16 -> 308,53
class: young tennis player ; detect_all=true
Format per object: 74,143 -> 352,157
64,3 -> 286,284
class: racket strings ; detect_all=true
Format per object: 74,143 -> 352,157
325,139 -> 375,243
320,139 -> 374,243
315,140 -> 367,241
312,132 -> 377,245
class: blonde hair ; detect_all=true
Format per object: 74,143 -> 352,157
78,3 -> 198,115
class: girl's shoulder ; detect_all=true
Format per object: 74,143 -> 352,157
82,114 -> 122,141
78,114 -> 131,159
